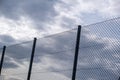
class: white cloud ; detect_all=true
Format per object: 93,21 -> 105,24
0,16 -> 43,43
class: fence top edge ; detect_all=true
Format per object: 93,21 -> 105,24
3,28 -> 77,48
83,16 -> 120,27
2,16 -> 120,48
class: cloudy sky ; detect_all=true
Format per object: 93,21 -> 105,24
0,0 -> 120,45
0,0 -> 120,80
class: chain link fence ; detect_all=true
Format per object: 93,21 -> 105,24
0,17 -> 120,80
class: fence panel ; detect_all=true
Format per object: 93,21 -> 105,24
76,18 -> 120,80
31,29 -> 78,80
1,41 -> 33,80
0,48 -> 3,61
0,17 -> 120,80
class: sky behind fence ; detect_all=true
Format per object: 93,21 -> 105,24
0,17 -> 120,80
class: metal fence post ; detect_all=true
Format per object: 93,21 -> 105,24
0,46 -> 6,75
72,25 -> 81,80
27,38 -> 37,80
118,77 -> 120,80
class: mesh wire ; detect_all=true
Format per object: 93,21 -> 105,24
0,17 -> 120,80
0,48 -> 3,61
76,17 -> 120,80
1,41 -> 33,80
31,29 -> 77,80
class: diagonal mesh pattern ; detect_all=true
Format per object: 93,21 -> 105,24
0,17 -> 119,80
76,17 -> 120,80
1,41 -> 33,80
31,29 -> 77,80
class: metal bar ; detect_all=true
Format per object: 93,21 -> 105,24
0,46 -> 6,75
72,25 -> 81,80
27,38 -> 37,80
118,77 -> 120,80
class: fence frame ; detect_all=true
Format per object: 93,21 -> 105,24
27,38 -> 37,80
0,22 -> 119,80
72,25 -> 81,80
0,46 -> 6,75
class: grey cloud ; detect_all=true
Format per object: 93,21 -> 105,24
22,0 -> 57,20
0,0 -> 23,20
60,16 -> 77,28
0,0 -> 81,31
3,61 -> 18,68
0,35 -> 16,48
5,42 -> 32,59
0,35 -> 15,43
0,42 -> 4,48
0,0 -> 59,30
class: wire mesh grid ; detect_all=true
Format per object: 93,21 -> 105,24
1,41 -> 33,80
76,17 -> 120,80
0,17 -> 119,80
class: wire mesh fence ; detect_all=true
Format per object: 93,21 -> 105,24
0,48 -> 3,60
31,29 -> 77,80
1,41 -> 33,80
76,17 -> 120,80
0,17 -> 120,80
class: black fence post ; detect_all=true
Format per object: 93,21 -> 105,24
118,77 -> 120,80
72,25 -> 81,80
0,46 -> 6,75
27,38 -> 37,80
